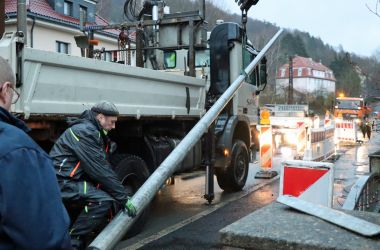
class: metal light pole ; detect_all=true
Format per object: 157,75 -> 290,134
288,55 -> 294,104
17,0 -> 27,44
0,0 -> 5,39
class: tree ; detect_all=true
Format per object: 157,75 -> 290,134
329,53 -> 362,97
373,48 -> 380,61
366,0 -> 380,18
97,0 -> 379,103
279,32 -> 309,60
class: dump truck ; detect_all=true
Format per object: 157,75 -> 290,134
334,96 -> 372,144
334,96 -> 370,120
0,0 -> 282,245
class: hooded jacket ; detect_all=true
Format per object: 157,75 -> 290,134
50,110 -> 128,204
0,107 -> 72,249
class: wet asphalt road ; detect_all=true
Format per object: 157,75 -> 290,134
117,176 -> 279,250
139,182 -> 279,250
116,158 -> 281,250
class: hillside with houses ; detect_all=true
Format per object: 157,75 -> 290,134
3,0 -> 378,115
97,0 -> 380,114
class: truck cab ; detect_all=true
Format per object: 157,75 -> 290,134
334,97 -> 369,119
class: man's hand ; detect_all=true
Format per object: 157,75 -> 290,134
125,197 -> 137,217
109,141 -> 117,154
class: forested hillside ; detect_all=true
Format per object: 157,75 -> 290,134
97,0 -> 380,114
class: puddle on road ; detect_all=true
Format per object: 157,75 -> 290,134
333,142 -> 372,208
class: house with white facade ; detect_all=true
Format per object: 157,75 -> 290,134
4,0 -> 121,59
276,56 -> 336,97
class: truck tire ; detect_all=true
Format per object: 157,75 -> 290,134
110,154 -> 150,237
215,140 -> 249,192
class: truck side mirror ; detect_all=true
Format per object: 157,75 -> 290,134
259,57 -> 267,86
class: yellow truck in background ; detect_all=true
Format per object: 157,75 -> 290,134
334,96 -> 371,120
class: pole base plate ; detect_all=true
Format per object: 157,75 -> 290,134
255,170 -> 278,179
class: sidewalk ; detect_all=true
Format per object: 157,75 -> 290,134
334,130 -> 380,207
220,202 -> 380,250
220,131 -> 380,250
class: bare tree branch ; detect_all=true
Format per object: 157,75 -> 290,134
366,1 -> 380,18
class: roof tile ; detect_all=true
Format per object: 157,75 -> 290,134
276,56 -> 336,81
5,0 -> 123,36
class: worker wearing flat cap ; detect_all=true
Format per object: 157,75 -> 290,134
50,101 -> 136,249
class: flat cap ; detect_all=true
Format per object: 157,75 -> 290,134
91,101 -> 119,116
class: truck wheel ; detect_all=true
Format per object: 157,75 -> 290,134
215,140 -> 249,192
110,154 -> 150,237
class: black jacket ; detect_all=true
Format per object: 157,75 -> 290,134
50,110 -> 128,204
0,107 -> 72,249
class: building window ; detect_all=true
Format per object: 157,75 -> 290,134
80,5 -> 88,23
312,70 -> 323,77
280,68 -> 286,77
64,1 -> 73,16
56,41 -> 70,54
104,52 -> 112,62
297,68 -> 302,76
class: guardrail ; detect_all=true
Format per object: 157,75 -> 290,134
369,150 -> 380,175
342,173 -> 380,212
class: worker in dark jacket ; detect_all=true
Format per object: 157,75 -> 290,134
50,101 -> 136,248
0,57 -> 72,249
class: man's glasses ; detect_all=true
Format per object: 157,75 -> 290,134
10,85 -> 20,104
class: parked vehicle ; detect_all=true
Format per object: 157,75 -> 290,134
334,96 -> 370,120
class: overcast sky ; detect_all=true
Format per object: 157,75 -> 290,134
214,0 -> 380,57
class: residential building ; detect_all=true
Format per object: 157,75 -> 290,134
3,0 -> 121,59
276,56 -> 336,97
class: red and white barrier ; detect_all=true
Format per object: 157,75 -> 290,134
256,125 -> 277,179
296,122 -> 306,156
324,116 -> 332,127
260,125 -> 272,170
280,160 -> 334,207
334,119 -> 357,144
324,111 -> 332,127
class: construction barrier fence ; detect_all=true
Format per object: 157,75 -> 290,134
260,125 -> 273,170
303,125 -> 335,162
334,119 -> 358,144
296,121 -> 307,157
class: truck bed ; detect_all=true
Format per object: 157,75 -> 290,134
2,37 -> 206,119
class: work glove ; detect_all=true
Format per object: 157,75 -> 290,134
109,141 -> 117,154
124,197 -> 137,217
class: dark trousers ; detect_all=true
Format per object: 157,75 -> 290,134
59,180 -> 115,247
367,126 -> 372,139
